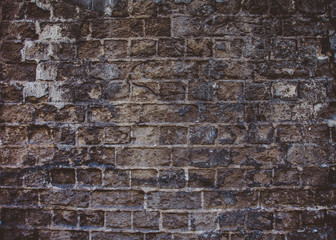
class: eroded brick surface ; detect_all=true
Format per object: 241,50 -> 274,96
0,0 -> 336,239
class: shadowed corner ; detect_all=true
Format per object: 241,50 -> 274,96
70,0 -> 120,15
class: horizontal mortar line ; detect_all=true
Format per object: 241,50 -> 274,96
1,204 -> 335,213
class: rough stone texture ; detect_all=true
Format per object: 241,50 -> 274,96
0,0 -> 336,239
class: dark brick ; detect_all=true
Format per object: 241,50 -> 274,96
163,213 -> 188,230
104,169 -> 129,187
274,211 -> 301,230
130,39 -> 157,58
189,81 -> 216,101
160,126 -> 188,145
92,190 -> 144,209
219,210 -> 246,231
1,208 -> 26,227
51,168 -> 75,186
134,211 -> 160,230
79,210 -> 104,227
78,168 -> 102,186
53,210 -> 78,227
92,19 -> 144,38
159,169 -> 186,188
247,211 -> 273,230
26,210 -> 51,227
190,126 -> 218,145
217,168 -> 246,188
188,169 -> 215,188
145,18 -> 171,37
158,38 -> 184,57
106,211 -> 132,229
204,190 -> 258,209
189,148 -> 231,168
147,191 -> 201,209
132,169 -> 158,188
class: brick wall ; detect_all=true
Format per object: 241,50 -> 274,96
1,0 -> 336,239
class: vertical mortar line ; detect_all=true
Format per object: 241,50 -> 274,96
201,191 -> 204,210
159,211 -> 163,231
131,210 -> 134,231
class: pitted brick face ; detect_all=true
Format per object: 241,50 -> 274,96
1,0 -> 336,239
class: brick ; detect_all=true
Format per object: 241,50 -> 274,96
247,211 -> 273,230
303,124 -> 329,143
132,169 -> 157,188
1,21 -> 37,40
160,126 -> 188,145
247,124 -> 275,144
277,125 -> 303,143
92,232 -> 143,240
133,211 -> 160,230
274,211 -> 301,230
87,146 -> 115,165
158,38 -> 184,57
106,211 -> 132,229
159,169 -> 186,188
217,81 -> 243,101
104,169 -> 129,187
218,125 -> 247,145
270,0 -> 296,15
90,105 -> 142,123
160,81 -> 186,101
2,62 -> 36,81
188,169 -> 215,188
117,148 -> 171,167
0,83 -> 23,103
38,230 -> 89,240
186,38 -> 213,57
163,213 -> 188,230
50,169 -> 76,185
217,168 -> 246,188
19,2 -> 50,19
133,126 -> 159,145
92,190 -> 144,208
302,166 -> 329,187
0,189 -> 38,206
77,168 -> 102,186
0,168 -> 23,186
1,208 -> 26,227
145,18 -> 171,37
53,210 -> 78,227
77,127 -> 104,145
131,81 -> 159,102
0,104 -> 34,123
199,103 -> 244,123
26,209 -> 51,227
231,146 -> 282,166
77,41 -> 103,60
0,146 -> 28,166
102,82 -> 129,101
146,233 -> 173,240
172,16 -> 202,37
273,167 -> 300,186
242,0 -> 269,15
188,81 -> 216,101
246,169 -> 272,187
190,212 -> 217,231
189,148 -> 231,168
130,39 -> 157,57
79,210 -> 104,227
0,126 -> 28,145
40,189 -> 90,208
244,82 -> 272,101
147,191 -> 201,209
74,83 -> 102,102
92,19 -> 143,38
130,0 -> 157,17
104,40 -> 128,59
204,190 -> 258,209
219,210 -> 246,231
141,104 -> 198,123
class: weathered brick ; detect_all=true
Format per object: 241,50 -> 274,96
186,38 -> 213,57
159,169 -> 186,188
160,126 -> 188,145
77,127 -> 104,145
147,191 -> 201,209
117,148 -> 171,167
247,211 -> 273,230
199,103 -> 244,123
39,230 -> 89,240
77,41 -> 103,60
189,148 -> 231,168
0,189 -> 38,206
104,169 -> 129,187
219,210 -> 246,231
106,211 -> 132,229
217,81 -> 243,101
92,19 -> 144,38
77,168 -> 102,186
217,168 -> 246,188
204,190 -> 258,209
51,168 -> 76,185
190,212 -> 217,231
92,190 -> 144,208
130,39 -> 157,58
158,38 -> 185,57
163,213 -> 188,230
104,40 -> 128,59
40,189 -> 90,208
26,209 -> 51,227
91,232 -> 143,240
231,146 -> 282,166
0,126 -> 28,145
188,81 -> 216,101
131,169 -> 158,188
1,208 -> 26,227
188,169 -> 215,188
79,210 -> 104,227
273,167 -> 300,186
53,209 -> 78,227
145,18 -> 171,37
274,211 -> 301,230
190,125 -> 218,145
133,126 -> 159,145
133,211 -> 160,230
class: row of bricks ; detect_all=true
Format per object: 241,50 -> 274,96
2,165 -> 335,188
